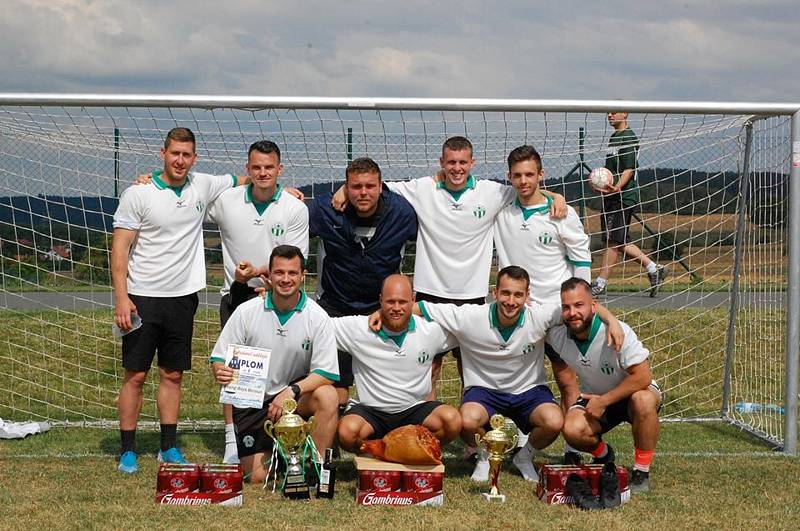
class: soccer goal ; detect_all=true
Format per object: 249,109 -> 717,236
0,95 -> 797,454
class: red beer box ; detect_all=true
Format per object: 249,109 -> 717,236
354,456 -> 445,507
536,464 -> 630,506
155,463 -> 244,506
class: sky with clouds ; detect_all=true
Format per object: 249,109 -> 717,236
1,0 -> 798,103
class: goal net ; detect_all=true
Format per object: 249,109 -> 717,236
0,97 -> 795,451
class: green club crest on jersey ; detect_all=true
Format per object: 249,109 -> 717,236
195,200 -> 205,213
473,205 -> 486,219
271,223 -> 285,237
523,343 -> 535,355
302,338 -> 311,351
600,357 -> 615,375
417,351 -> 430,364
538,231 -> 553,245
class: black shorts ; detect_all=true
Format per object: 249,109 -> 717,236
122,293 -> 199,372
416,292 -> 485,361
600,196 -> 635,246
571,383 -> 662,434
233,387 -> 307,458
344,401 -> 442,440
219,283 -> 260,328
317,297 -> 378,389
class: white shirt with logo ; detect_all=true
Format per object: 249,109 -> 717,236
331,315 -> 456,413
386,177 -> 516,299
206,184 -> 309,295
419,301 -> 561,393
546,317 -> 655,395
210,292 -> 339,397
494,196 -> 591,304
113,171 -> 235,297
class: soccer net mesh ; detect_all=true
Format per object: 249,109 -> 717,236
0,100 -> 792,448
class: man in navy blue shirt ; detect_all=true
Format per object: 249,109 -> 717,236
309,157 -> 418,408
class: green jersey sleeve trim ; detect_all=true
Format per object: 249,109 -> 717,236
566,256 -> 592,267
418,301 -> 433,322
313,369 -> 340,382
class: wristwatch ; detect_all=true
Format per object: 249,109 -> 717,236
289,384 -> 302,400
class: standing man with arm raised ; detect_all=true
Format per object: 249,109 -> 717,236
309,158 -> 418,410
112,127 -> 237,473
206,140 -> 309,464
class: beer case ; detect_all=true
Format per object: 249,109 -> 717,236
536,463 -> 631,505
354,456 -> 445,507
156,463 -> 244,506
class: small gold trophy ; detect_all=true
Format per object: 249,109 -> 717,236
264,398 -> 316,499
475,414 -> 518,502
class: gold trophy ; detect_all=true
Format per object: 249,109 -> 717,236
475,414 -> 518,502
264,398 -> 316,499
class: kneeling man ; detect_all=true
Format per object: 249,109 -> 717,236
547,277 -> 661,492
410,266 -> 623,482
332,274 -> 462,452
210,245 -> 339,483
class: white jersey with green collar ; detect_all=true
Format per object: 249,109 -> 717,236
386,176 -> 516,299
330,315 -> 457,414
494,195 -> 591,304
545,316 -> 654,395
210,291 -> 339,396
418,300 -> 561,393
113,170 -> 235,297
206,184 -> 309,295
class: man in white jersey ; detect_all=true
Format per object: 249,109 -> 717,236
210,245 -> 339,483
112,127 -> 240,474
494,145 -> 591,302
332,275 -> 461,451
547,277 -> 661,492
333,137 -> 567,393
493,144 -> 591,463
206,140 -> 309,464
375,266 -> 622,482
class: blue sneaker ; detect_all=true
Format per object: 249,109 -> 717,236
158,447 -> 189,464
118,451 -> 139,474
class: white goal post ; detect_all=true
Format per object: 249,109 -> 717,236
0,94 -> 797,455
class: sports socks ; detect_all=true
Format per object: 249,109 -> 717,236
646,262 -> 658,274
120,429 -> 136,454
590,440 -> 608,459
160,423 -> 177,451
223,423 -> 239,464
633,448 -> 654,472
595,277 -> 608,289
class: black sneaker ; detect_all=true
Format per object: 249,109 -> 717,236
630,469 -> 650,493
648,265 -> 669,297
563,451 -> 583,466
565,473 -> 602,511
591,443 -> 615,465
591,282 -> 606,297
600,462 -> 621,508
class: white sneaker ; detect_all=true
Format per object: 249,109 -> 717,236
223,442 -> 240,464
512,446 -> 539,482
471,448 -> 490,482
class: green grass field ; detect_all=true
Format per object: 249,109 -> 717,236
1,423 -> 798,530
1,305 -> 797,529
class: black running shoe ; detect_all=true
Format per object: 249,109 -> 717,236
563,451 -> 583,466
600,462 -> 621,508
648,265 -> 669,297
565,473 -> 602,511
591,443 -> 615,465
630,469 -> 650,493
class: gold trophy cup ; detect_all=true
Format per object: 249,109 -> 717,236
475,414 -> 518,502
264,398 -> 316,499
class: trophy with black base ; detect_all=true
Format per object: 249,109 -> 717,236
264,398 -> 316,500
